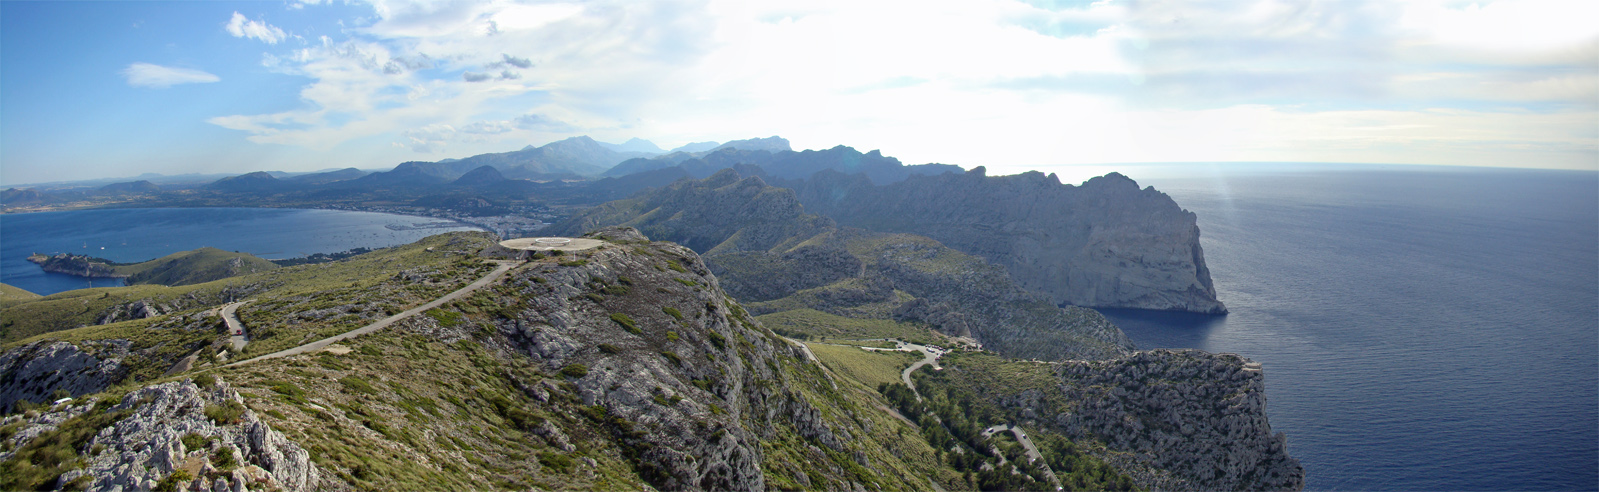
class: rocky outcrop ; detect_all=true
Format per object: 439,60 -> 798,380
784,168 -> 1227,314
0,341 -> 129,413
0,378 -> 332,491
1047,350 -> 1303,490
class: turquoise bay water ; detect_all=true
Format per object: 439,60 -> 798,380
1076,164 -> 1599,491
0,208 -> 482,296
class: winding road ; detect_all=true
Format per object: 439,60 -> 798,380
860,340 -> 946,401
223,260 -> 520,368
219,301 -> 250,352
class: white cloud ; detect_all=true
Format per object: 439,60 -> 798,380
205,0 -> 1598,171
121,63 -> 220,88
225,12 -> 287,44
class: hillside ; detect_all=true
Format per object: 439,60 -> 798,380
116,247 -> 280,286
549,170 -> 1133,361
1,234 -> 496,346
0,228 -> 1300,490
0,284 -> 40,309
25,247 -> 279,288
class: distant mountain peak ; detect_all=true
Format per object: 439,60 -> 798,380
668,141 -> 720,153
598,137 -> 665,154
711,136 -> 791,153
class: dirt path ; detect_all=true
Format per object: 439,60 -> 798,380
224,260 -> 520,368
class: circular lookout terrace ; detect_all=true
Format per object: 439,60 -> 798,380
498,237 -> 606,252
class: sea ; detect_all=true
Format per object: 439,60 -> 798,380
1049,163 -> 1598,491
0,208 -> 482,296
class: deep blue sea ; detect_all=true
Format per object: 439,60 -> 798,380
1061,164 -> 1599,491
0,208 -> 481,296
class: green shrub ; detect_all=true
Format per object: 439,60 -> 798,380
561,364 -> 589,379
424,308 -> 464,327
662,306 -> 683,321
666,261 -> 687,273
339,376 -> 379,395
597,344 -> 622,354
538,451 -> 573,473
180,433 -> 210,452
204,401 -> 246,425
153,470 -> 193,492
666,331 -> 679,342
192,374 -> 216,388
708,331 -> 728,350
601,285 -> 629,296
211,446 -> 237,469
266,381 -> 305,402
674,278 -> 697,287
559,260 -> 587,267
609,313 -> 640,334
661,351 -> 682,366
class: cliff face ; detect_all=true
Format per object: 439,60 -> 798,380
1048,350 -> 1303,490
784,169 -> 1227,314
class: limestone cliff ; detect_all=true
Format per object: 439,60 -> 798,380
783,168 -> 1227,314
1049,350 -> 1302,490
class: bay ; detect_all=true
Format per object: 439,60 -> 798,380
0,208 -> 483,296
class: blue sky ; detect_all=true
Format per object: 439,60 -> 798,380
2,0 -> 1595,186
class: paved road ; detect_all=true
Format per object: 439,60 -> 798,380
984,424 -> 1060,486
861,340 -> 946,401
219,301 -> 251,352
225,260 -> 520,368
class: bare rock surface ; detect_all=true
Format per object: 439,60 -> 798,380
1050,349 -> 1303,490
0,341 -> 128,413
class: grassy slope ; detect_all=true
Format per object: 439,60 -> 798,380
758,308 -> 940,345
805,343 -> 919,389
113,247 -> 279,286
0,232 -> 498,347
0,283 -> 40,309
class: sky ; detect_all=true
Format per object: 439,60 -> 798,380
1,0 -> 1595,186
